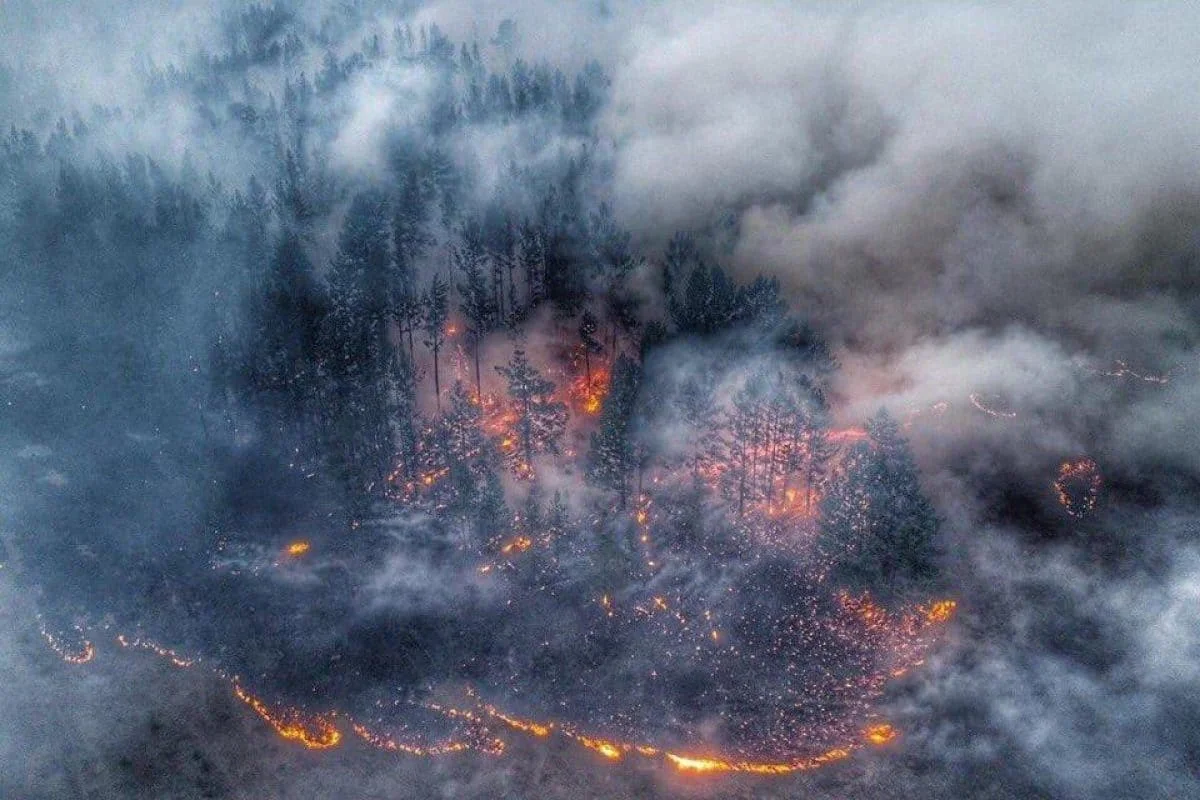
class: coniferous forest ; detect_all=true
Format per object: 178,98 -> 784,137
4,4 -> 1200,799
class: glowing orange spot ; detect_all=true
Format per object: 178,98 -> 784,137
500,536 -> 533,555
575,735 -> 623,760
864,723 -> 898,745
482,706 -> 554,737
924,599 -> 957,624
284,540 -> 310,557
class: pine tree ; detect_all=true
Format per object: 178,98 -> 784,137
523,480 -> 545,535
495,348 -> 567,472
422,273 -> 449,411
429,381 -> 495,510
578,310 -> 601,382
816,409 -> 941,602
720,375 -> 768,517
321,191 -> 394,490
386,355 -> 420,489
441,381 -> 490,469
453,226 -> 497,396
245,232 -> 326,441
587,354 -> 640,507
474,467 -> 509,545
392,170 -> 432,364
518,219 -> 546,307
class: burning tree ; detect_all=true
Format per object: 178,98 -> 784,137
495,348 -> 568,476
716,369 -> 833,520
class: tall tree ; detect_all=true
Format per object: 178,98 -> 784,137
243,232 -> 326,442
453,226 -> 497,396
816,410 -> 941,601
392,170 -> 432,364
495,349 -> 567,473
587,354 -> 641,507
422,273 -> 449,411
321,191 -> 393,490
578,309 -> 601,382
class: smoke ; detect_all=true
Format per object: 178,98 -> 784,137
3,1 -> 1200,798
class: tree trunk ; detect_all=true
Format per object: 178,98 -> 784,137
473,339 -> 483,399
432,344 -> 441,412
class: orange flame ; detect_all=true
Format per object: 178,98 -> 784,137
233,685 -> 342,749
284,540 -> 310,557
864,722 -> 898,745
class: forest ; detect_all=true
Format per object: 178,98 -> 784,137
45,4 -> 1200,798
0,4 -> 950,769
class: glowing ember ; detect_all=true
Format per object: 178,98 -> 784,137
1094,360 -> 1170,384
500,536 -> 533,555
350,721 -> 475,757
284,540 -> 310,557
923,599 -> 958,624
1055,457 -> 1102,517
39,624 -> 95,665
574,734 -> 624,760
864,723 -> 898,745
969,393 -> 1018,419
233,684 -> 342,749
117,634 -> 194,668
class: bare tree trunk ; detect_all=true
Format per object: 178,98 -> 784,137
473,340 -> 482,399
432,344 -> 441,411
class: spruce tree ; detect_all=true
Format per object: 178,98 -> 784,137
587,354 -> 641,507
422,273 -> 449,411
453,228 -> 497,396
392,170 -> 432,364
578,310 -> 601,382
495,348 -> 567,471
816,409 -> 941,601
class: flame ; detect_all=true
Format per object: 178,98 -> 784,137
828,427 -> 868,444
864,723 -> 898,745
923,599 -> 957,624
233,684 -> 342,749
564,357 -> 611,417
46,619 -> 957,779
664,745 -> 851,775
284,540 -> 310,557
500,536 -> 533,555
574,734 -> 624,760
